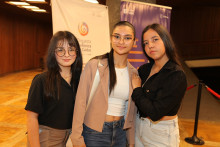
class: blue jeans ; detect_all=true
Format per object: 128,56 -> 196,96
82,118 -> 126,147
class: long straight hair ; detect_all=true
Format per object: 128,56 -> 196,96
45,31 -> 83,99
142,23 -> 181,66
93,21 -> 135,94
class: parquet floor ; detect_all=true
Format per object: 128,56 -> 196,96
0,69 -> 220,147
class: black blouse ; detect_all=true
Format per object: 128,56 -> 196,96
25,72 -> 76,129
132,60 -> 187,121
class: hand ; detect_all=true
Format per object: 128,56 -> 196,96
132,74 -> 141,89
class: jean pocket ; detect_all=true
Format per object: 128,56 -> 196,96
168,128 -> 180,146
39,129 -> 50,143
83,124 -> 99,134
151,124 -> 169,137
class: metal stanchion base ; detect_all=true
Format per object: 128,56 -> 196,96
185,135 -> 205,145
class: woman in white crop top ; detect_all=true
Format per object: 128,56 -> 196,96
107,67 -> 129,116
71,21 -> 138,147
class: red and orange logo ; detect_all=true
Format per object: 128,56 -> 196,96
78,22 -> 89,36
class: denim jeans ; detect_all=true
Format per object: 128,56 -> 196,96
82,118 -> 126,147
135,116 -> 179,147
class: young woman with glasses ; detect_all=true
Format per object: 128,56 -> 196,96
70,21 -> 137,147
25,31 -> 83,147
132,23 -> 187,147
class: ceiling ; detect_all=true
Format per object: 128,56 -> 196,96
1,0 -> 220,23
156,0 -> 220,7
0,0 -> 52,23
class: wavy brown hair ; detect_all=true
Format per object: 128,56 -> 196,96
45,31 -> 83,99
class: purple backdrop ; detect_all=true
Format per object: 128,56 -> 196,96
120,1 -> 171,68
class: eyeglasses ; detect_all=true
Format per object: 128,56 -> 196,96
55,47 -> 77,57
111,34 -> 134,43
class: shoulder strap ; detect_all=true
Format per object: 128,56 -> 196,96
86,60 -> 100,111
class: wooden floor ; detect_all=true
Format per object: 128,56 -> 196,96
0,69 -> 220,147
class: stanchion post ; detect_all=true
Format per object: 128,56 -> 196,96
185,80 -> 205,145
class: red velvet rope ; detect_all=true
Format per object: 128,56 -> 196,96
187,84 -> 197,90
205,86 -> 220,99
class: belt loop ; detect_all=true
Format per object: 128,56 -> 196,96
118,119 -> 121,127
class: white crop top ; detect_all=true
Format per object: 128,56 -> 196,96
106,67 -> 129,116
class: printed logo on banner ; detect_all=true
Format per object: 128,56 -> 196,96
78,22 -> 89,36
123,8 -> 135,15
160,14 -> 169,19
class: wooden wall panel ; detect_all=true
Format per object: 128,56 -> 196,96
14,19 -> 35,71
170,7 -> 220,60
0,11 -> 52,75
0,13 -> 14,74
34,24 -> 52,68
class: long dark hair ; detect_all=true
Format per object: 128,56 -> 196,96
142,23 -> 181,66
45,31 -> 83,99
94,21 -> 135,94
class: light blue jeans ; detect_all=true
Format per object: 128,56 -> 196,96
135,116 -> 180,147
82,118 -> 126,147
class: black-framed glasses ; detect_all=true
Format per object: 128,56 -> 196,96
55,47 -> 77,57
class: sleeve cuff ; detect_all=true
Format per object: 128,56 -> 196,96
132,87 -> 142,101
